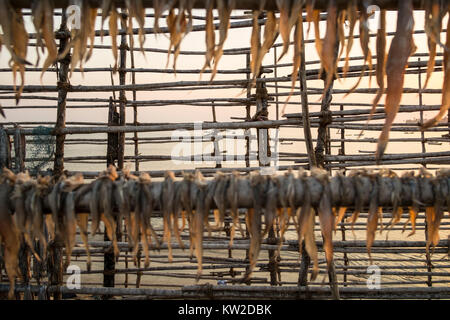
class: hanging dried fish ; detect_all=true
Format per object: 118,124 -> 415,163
175,172 -> 194,235
343,0 -> 357,77
242,172 -> 265,283
32,0 -> 57,79
12,172 -> 42,262
248,10 -> 264,89
263,176 -> 278,238
30,176 -> 52,262
331,171 -> 355,229
359,9 -> 387,138
88,165 -> 120,258
48,173 -> 84,268
0,169 -> 22,300
296,169 -> 318,281
162,171 -> 180,262
310,168 -> 335,276
59,0 -> 98,75
5,7 -> 30,103
135,172 -> 160,267
101,0 -> 122,71
422,6 -> 450,130
423,0 -> 443,89
348,170 -> 372,233
153,0 -> 172,34
346,1 -> 373,95
280,8 -> 303,116
336,9 -> 346,61
277,169 -> 298,241
126,0 -> 146,54
320,0 -> 338,97
276,0 -> 302,61
365,174 -> 379,262
190,170 -> 208,279
166,7 -> 187,72
209,171 -> 228,232
376,0 -> 416,161
200,0 -> 215,76
210,0 -> 235,81
226,171 -> 244,247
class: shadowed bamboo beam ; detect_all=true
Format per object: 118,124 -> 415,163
11,1 -> 429,11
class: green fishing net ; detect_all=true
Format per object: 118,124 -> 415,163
27,126 -> 55,175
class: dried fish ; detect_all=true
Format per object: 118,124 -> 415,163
162,171 -> 178,262
347,1 -> 373,95
190,170 -> 207,279
296,169 -> 319,281
376,0 -> 416,161
365,174 -> 379,262
12,172 -> 41,262
280,7 -> 303,116
59,0 -> 98,75
126,0 -> 146,54
242,172 -> 265,282
166,7 -> 187,72
422,5 -> 450,130
311,168 -> 335,276
200,0 -> 215,76
135,172 -> 160,267
320,0 -> 338,96
263,176 -> 278,238
30,176 -> 52,262
226,171 -> 244,246
211,0 -> 235,81
88,165 -> 120,257
101,0 -> 122,71
0,169 -> 21,299
277,169 -> 298,240
359,9 -> 387,138
32,0 -> 57,79
423,0 -> 442,89
0,1 -> 31,102
343,0 -> 357,77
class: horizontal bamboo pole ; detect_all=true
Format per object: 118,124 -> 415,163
0,66 -> 273,75
2,284 -> 449,300
12,1 -> 430,11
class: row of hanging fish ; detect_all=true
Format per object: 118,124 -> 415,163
1,165 -> 450,299
0,1 -> 449,158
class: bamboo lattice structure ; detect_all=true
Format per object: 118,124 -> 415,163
0,0 -> 450,301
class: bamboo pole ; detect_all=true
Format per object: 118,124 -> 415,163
53,16 -> 70,179
13,1 -> 432,16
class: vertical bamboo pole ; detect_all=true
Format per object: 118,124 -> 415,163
107,97 -> 119,166
339,104 -> 349,287
418,58 -> 426,166
244,52 -> 251,282
298,31 -> 316,288
418,58 -> 432,287
273,47 -> 279,121
48,10 -> 70,300
299,36 -> 316,169
211,101 -> 222,168
129,33 -> 139,172
245,52 -> 251,168
0,125 -> 12,170
117,10 -> 128,170
13,125 -> 26,173
53,10 -> 70,179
